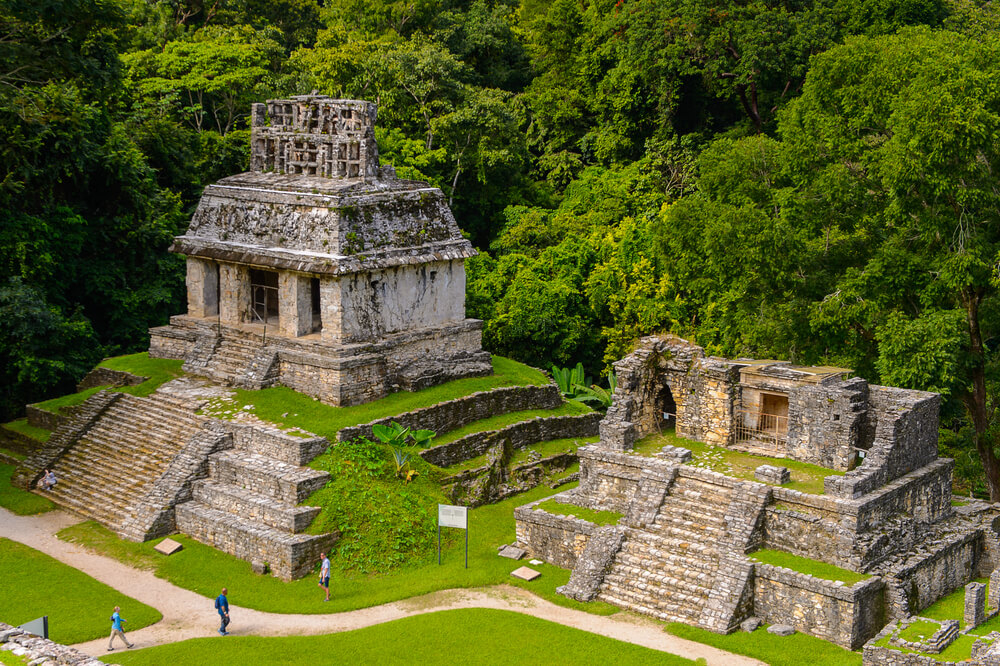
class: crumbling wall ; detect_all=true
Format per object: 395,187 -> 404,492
753,564 -> 885,649
514,500 -> 597,568
825,386 -> 940,499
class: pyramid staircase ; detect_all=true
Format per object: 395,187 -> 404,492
183,329 -> 279,390
175,428 -> 337,581
597,475 -> 733,624
36,393 -> 210,531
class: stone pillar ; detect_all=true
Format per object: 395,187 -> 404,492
219,263 -> 251,325
965,581 -> 987,629
186,258 -> 219,318
319,277 -> 343,342
990,568 -> 1000,612
278,272 -> 312,337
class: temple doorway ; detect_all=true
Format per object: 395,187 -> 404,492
250,269 -> 279,324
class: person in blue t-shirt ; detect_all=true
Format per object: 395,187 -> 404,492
215,588 -> 230,635
318,552 -> 331,602
108,605 -> 134,651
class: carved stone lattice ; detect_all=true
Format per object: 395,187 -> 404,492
249,95 -> 380,180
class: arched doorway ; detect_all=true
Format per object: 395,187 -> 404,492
657,384 -> 677,430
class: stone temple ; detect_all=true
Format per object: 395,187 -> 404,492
150,95 -> 492,405
515,335 -> 1000,652
13,96 -> 492,580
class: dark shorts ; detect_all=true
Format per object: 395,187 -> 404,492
320,576 -> 330,587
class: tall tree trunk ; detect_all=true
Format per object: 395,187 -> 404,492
962,288 -> 1000,500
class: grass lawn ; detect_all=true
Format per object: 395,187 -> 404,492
533,499 -> 623,526
0,464 -> 54,515
31,354 -> 185,414
666,622 -> 862,666
897,619 -> 942,642
749,549 -> 870,585
198,356 -> 550,442
0,651 -> 32,666
2,419 -> 51,443
633,431 -> 844,495
920,577 -> 995,633
0,538 -> 160,645
58,482 -> 619,617
101,609 -> 700,665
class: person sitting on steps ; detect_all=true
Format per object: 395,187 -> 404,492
39,469 -> 57,491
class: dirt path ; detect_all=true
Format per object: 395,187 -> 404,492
0,508 -> 764,665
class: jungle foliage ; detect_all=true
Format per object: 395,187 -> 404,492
2,0 -> 999,495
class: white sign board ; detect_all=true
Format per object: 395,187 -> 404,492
438,504 -> 468,529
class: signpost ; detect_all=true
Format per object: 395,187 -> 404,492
437,504 -> 469,568
18,616 -> 48,639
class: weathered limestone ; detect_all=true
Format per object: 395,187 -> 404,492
150,94 -> 491,406
0,622 -> 108,665
515,335 -> 1000,653
965,582 -> 987,629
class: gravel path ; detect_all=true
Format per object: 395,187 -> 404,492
0,508 -> 763,665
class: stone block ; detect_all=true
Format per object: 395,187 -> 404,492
741,617 -> 762,632
990,568 -> 1000,612
498,545 -> 526,560
966,582 -> 987,629
755,465 -> 790,485
767,624 -> 796,636
511,566 -> 541,581
154,538 -> 183,556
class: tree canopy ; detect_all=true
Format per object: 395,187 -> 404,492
2,0 -> 999,497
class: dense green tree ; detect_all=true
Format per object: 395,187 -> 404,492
656,27 -> 1000,498
0,278 -> 102,419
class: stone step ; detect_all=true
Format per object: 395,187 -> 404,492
175,501 -> 336,580
192,480 -> 320,533
615,546 -> 719,578
658,495 -> 729,521
44,486 -> 128,526
624,530 -> 720,559
71,432 -> 186,463
603,567 -> 712,600
596,589 -> 704,624
647,519 -> 725,545
208,451 -> 329,504
670,477 -> 734,503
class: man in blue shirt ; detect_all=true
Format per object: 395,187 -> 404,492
318,552 -> 331,602
215,587 -> 230,635
108,605 -> 134,651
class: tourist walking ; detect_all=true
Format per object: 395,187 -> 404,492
215,587 -> 230,635
107,606 -> 134,651
318,552 -> 331,602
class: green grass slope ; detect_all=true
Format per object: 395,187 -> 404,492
101,609 -> 700,665
0,538 -> 160,644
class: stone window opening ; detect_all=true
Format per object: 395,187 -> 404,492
310,277 -> 322,333
250,269 -> 279,325
657,384 -> 677,431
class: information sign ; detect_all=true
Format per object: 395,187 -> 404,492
437,503 -> 469,568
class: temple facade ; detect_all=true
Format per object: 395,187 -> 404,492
150,95 -> 492,405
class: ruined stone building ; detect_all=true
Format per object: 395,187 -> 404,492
14,96 -> 490,579
150,95 -> 492,405
515,336 -> 998,650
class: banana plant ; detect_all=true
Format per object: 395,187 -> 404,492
573,371 -> 618,410
372,422 -> 411,447
391,447 -> 411,478
552,362 -> 592,399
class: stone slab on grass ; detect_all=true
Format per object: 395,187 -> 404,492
511,566 -> 541,581
767,624 -> 796,636
498,545 -> 526,560
154,538 -> 184,556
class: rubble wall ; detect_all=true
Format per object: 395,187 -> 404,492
753,564 -> 885,649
